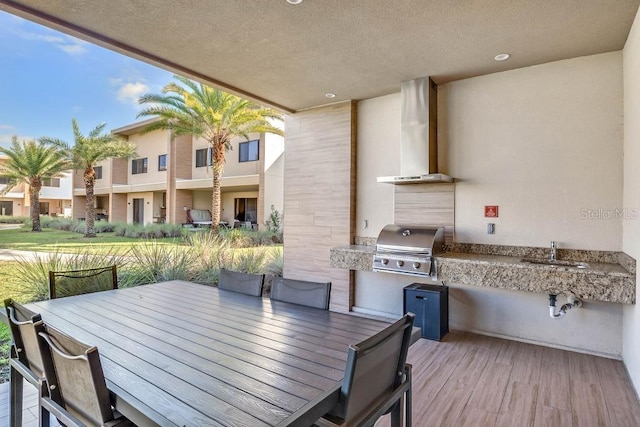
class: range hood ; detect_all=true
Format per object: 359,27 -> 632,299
377,77 -> 453,184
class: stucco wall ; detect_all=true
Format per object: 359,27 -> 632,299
127,130 -> 170,186
623,5 -> 640,396
355,52 -> 625,357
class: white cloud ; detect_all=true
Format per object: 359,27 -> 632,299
57,42 -> 88,56
116,82 -> 149,105
0,125 -> 15,131
17,28 -> 88,56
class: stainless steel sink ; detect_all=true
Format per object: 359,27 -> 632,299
520,258 -> 590,269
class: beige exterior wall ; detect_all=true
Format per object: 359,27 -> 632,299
623,5 -> 640,396
93,159 -> 112,192
125,191 -> 154,225
128,130 -> 170,186
353,52 -> 625,358
264,123 -> 285,225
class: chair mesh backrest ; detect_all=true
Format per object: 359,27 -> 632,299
49,265 -> 118,299
270,277 -> 331,310
336,313 -> 415,424
218,268 -> 265,296
4,298 -> 45,378
36,324 -> 115,426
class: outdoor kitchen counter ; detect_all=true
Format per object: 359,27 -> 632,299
330,245 -> 636,304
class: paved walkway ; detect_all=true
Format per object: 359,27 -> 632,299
0,248 -> 80,262
0,380 -> 61,427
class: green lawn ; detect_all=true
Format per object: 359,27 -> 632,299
0,227 -> 183,255
0,263 -> 16,382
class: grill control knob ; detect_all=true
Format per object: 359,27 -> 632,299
397,260 -> 404,267
412,262 -> 421,269
380,259 -> 389,265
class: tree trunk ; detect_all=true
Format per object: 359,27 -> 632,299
211,138 -> 226,232
29,179 -> 41,232
84,166 -> 96,238
211,163 -> 222,232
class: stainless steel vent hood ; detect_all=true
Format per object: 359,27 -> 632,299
377,77 -> 453,184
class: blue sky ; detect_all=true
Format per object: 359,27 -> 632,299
0,11 -> 173,148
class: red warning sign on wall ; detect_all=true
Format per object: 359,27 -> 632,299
485,205 -> 499,218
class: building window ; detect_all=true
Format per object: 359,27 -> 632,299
132,158 -> 148,174
0,176 -> 9,185
239,140 -> 259,162
195,148 -> 213,167
94,166 -> 103,180
42,178 -> 60,187
235,197 -> 258,223
158,154 -> 167,171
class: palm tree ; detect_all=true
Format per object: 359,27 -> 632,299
0,137 -> 71,232
41,119 -> 136,237
137,75 -> 284,230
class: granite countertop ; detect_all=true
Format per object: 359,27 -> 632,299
329,244 -> 636,304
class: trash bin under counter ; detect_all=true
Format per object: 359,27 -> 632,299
404,283 -> 449,341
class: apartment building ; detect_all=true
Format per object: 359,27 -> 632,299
0,154 -> 73,218
71,119 -> 284,227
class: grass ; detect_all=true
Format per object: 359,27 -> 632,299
0,262 -> 17,383
0,227 -> 183,255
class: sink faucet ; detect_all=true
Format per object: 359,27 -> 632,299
550,241 -> 557,261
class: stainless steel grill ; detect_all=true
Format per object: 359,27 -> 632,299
373,224 -> 445,277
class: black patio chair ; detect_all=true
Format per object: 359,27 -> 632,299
270,277 -> 331,310
48,265 -> 118,299
218,268 -> 265,296
4,298 -> 50,427
315,313 -> 415,427
35,323 -> 134,427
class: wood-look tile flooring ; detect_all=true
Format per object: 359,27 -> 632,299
379,331 -> 640,427
1,331 -> 639,426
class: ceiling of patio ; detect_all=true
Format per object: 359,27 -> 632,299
1,0 -> 638,112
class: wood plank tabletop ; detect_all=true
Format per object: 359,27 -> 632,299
24,280 -> 396,426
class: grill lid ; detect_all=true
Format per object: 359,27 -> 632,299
373,225 -> 445,277
375,224 -> 445,255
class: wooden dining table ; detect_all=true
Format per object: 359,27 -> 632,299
6,280 -> 413,426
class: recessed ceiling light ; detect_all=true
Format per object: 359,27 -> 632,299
287,0 -> 303,4
325,93 -> 336,99
494,53 -> 511,61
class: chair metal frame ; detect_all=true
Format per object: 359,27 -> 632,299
4,298 -> 50,427
318,313 -> 415,427
218,268 -> 265,297
35,323 -> 132,427
48,265 -> 118,299
270,277 -> 332,310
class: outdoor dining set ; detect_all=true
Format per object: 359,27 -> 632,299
2,265 -> 416,427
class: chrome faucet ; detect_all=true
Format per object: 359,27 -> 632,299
550,241 -> 557,261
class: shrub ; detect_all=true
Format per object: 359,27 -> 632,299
264,246 -> 284,277
218,227 -> 283,247
263,205 -> 282,232
123,240 -> 197,285
9,247 -> 130,302
112,223 -> 184,239
0,215 -> 28,224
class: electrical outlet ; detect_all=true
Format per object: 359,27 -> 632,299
487,223 -> 495,234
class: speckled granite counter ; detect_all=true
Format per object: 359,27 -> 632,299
330,244 -> 636,304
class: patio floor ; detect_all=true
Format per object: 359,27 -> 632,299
1,331 -> 639,426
